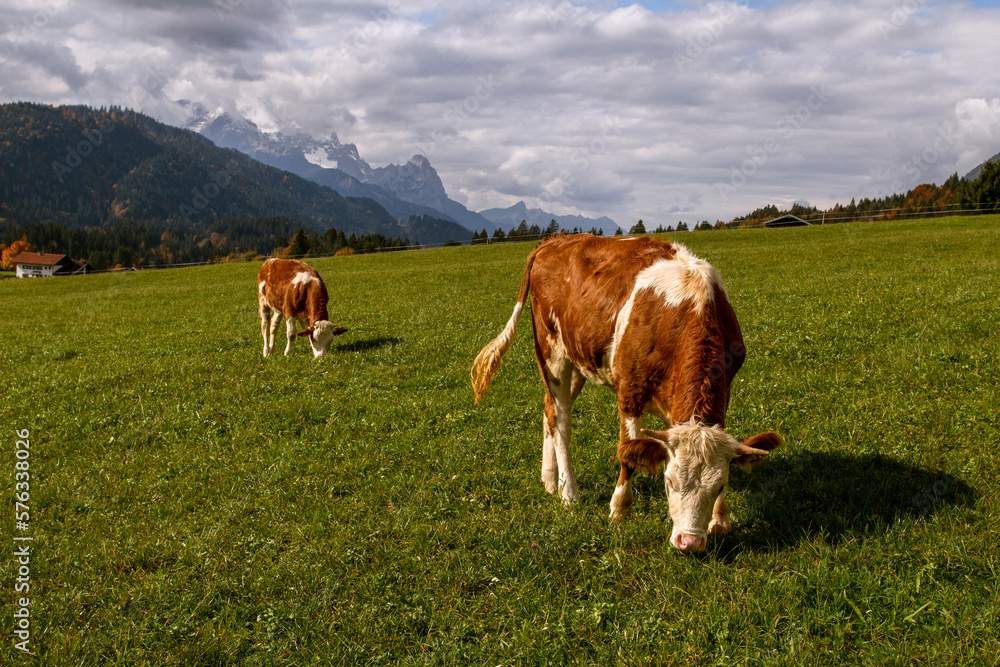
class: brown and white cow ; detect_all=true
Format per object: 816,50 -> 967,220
471,234 -> 781,554
257,258 -> 347,358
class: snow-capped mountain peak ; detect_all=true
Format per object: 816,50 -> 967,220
182,105 -> 494,232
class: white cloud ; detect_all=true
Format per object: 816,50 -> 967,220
2,0 -> 1000,224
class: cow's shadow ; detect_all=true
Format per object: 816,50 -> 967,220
710,451 -> 975,555
334,336 -> 402,353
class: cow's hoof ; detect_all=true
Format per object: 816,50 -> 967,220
708,519 -> 732,536
560,493 -> 580,507
609,509 -> 631,523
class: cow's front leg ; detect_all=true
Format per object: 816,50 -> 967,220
284,318 -> 298,356
610,413 -> 645,520
267,312 -> 282,356
708,493 -> 732,536
609,464 -> 633,521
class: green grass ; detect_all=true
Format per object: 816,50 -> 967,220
2,216 -> 999,666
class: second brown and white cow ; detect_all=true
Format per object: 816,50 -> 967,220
258,258 -> 347,358
471,234 -> 781,554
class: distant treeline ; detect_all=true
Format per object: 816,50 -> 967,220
471,219 -> 612,244
0,216 -> 420,270
729,162 -> 1000,227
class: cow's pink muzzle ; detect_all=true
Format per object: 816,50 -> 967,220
673,532 -> 707,554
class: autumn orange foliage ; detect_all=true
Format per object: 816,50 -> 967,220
1,239 -> 35,270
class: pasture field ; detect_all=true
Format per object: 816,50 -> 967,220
2,215 -> 999,666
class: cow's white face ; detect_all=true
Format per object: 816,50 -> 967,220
643,422 -> 782,554
659,423 -> 736,553
300,320 -> 347,358
663,441 -> 731,553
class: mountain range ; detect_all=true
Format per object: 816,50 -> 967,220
183,105 -> 620,235
480,200 -> 620,234
185,105 -> 498,233
0,102 -> 471,245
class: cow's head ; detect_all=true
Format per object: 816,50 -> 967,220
627,421 -> 781,554
297,320 -> 348,358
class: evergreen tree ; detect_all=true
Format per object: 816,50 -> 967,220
88,250 -> 109,271
629,220 -> 646,234
543,220 -> 560,237
288,228 -> 311,257
491,228 -> 506,242
614,227 -> 623,236
966,159 -> 1000,213
510,220 -> 530,240
113,246 -> 133,267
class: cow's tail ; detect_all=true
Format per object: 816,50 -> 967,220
471,249 -> 536,404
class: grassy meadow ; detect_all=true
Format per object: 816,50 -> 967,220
2,216 -> 999,666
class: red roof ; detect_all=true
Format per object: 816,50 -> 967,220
12,252 -> 68,266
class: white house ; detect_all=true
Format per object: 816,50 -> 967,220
12,252 -> 88,278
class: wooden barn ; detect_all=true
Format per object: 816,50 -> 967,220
764,214 -> 812,228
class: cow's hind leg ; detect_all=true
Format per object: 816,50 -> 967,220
541,392 -> 559,495
542,367 -> 585,505
540,370 -> 585,494
260,303 -> 272,357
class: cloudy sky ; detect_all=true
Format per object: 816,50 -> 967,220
2,0 -> 1000,225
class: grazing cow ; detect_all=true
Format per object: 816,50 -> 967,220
471,234 -> 781,554
257,258 -> 347,358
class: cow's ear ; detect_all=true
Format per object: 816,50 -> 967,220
640,428 -> 672,444
618,438 -> 668,475
296,327 -> 314,338
732,431 -> 782,473
332,327 -> 348,336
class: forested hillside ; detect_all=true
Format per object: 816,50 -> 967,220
0,103 -> 472,249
